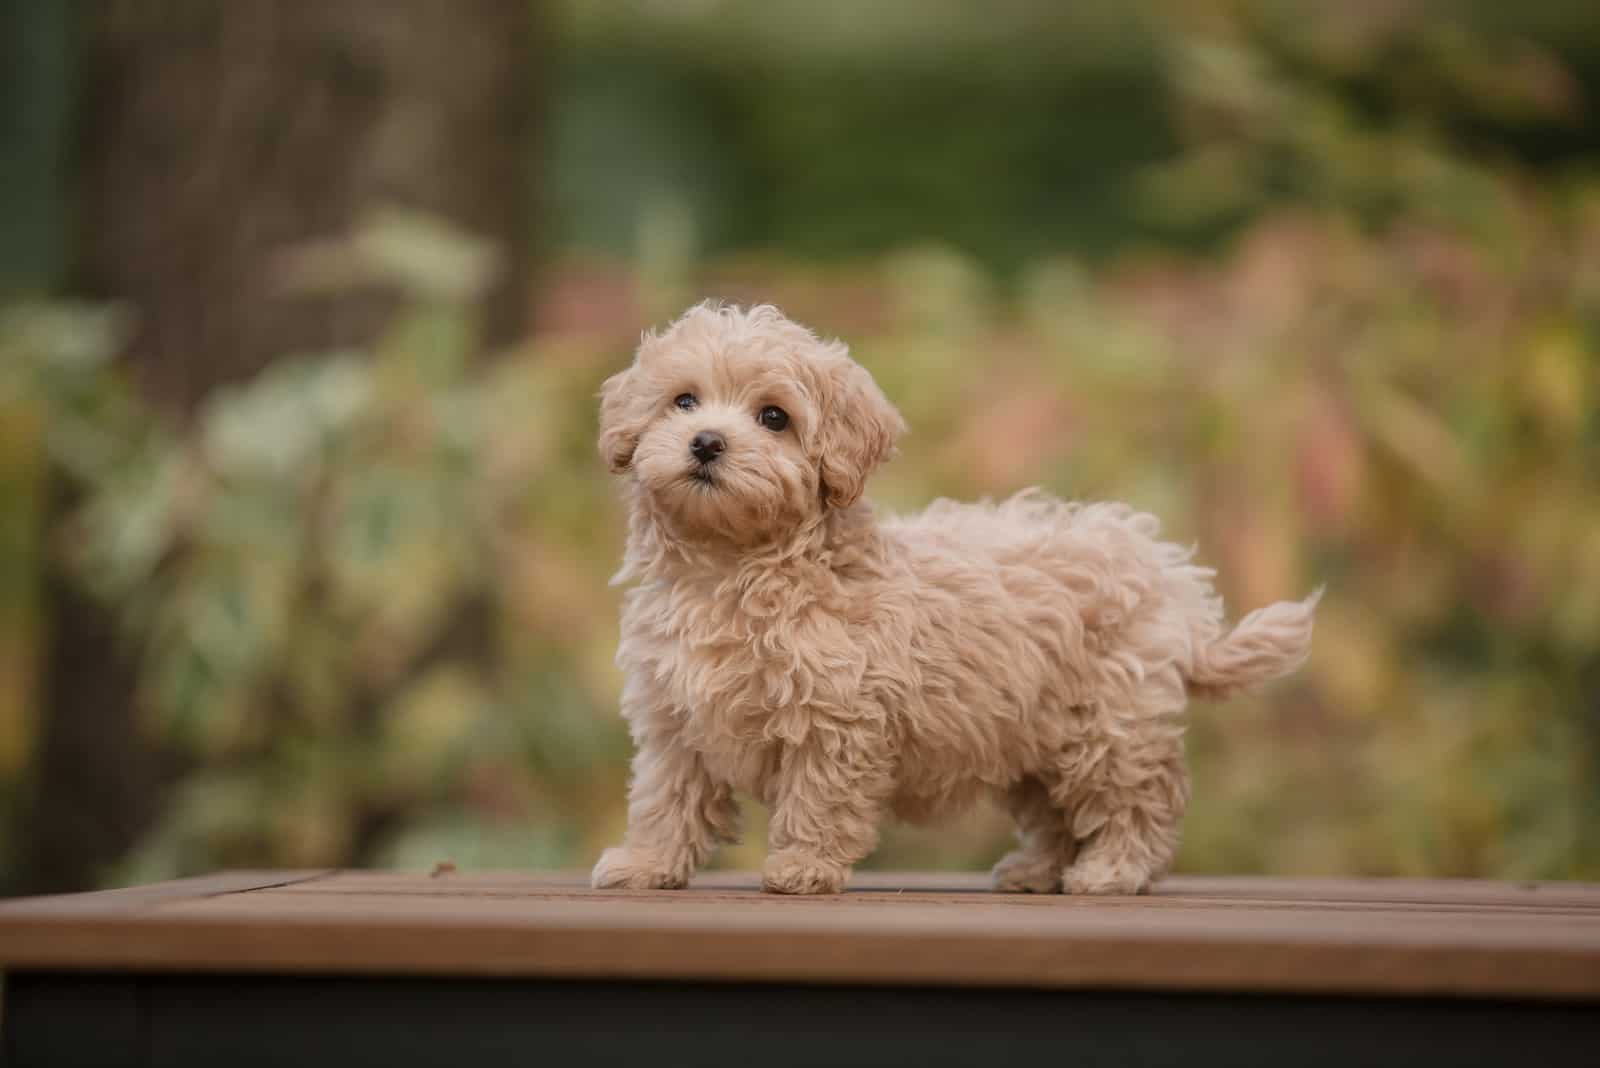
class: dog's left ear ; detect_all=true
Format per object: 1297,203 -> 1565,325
597,365 -> 644,473
815,358 -> 906,508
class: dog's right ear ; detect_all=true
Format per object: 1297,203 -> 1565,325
597,365 -> 643,473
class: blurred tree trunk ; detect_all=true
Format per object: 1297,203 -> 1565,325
79,0 -> 536,413
15,0 -> 537,893
1,0 -> 77,895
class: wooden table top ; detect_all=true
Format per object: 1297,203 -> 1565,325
2,870 -> 1597,999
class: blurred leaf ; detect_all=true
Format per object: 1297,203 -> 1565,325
273,207 -> 500,306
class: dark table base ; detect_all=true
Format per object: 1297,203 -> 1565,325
6,971 -> 1597,1068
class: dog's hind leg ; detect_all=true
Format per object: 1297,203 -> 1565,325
1057,671 -> 1190,895
991,776 -> 1075,893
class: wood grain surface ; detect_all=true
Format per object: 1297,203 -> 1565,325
2,871 -> 1596,999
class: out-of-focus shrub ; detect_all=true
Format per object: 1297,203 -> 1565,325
9,173 -> 1600,881
4,216 -> 638,880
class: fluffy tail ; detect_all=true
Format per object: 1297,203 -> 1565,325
1186,588 -> 1321,699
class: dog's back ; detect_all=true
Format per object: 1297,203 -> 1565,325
882,489 -> 1315,703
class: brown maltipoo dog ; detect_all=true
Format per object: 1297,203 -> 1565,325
591,302 -> 1317,895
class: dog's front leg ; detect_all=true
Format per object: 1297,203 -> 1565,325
591,726 -> 737,890
762,725 -> 891,895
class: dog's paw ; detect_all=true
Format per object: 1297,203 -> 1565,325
590,846 -> 688,890
761,851 -> 847,895
991,849 -> 1064,894
1062,858 -> 1151,896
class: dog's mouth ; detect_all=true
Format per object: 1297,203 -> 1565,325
686,466 -> 718,488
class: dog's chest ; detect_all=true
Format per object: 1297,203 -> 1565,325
621,574 -> 861,787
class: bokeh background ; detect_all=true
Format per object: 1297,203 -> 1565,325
3,0 -> 1599,895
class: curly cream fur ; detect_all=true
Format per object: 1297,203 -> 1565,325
591,302 -> 1318,895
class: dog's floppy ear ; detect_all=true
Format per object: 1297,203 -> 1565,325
597,365 -> 645,473
815,357 -> 906,508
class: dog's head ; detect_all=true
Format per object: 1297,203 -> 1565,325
598,302 -> 904,543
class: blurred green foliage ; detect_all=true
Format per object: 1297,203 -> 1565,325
3,0 -> 1600,885
548,0 -> 1600,268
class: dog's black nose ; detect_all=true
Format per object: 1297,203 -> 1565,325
689,430 -> 726,464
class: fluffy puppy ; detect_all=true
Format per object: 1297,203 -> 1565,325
591,302 -> 1317,895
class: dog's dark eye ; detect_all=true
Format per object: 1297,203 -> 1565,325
757,405 -> 789,432
673,393 -> 698,411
